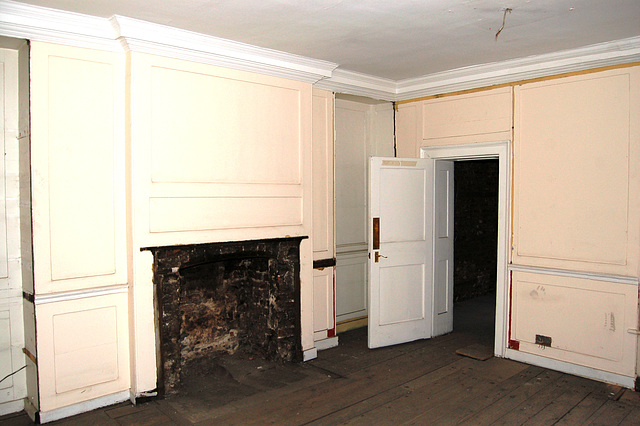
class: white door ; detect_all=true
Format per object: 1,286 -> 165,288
368,157 -> 434,348
433,160 -> 454,336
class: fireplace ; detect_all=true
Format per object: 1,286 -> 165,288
149,237 -> 304,393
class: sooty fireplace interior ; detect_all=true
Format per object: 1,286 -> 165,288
149,237 -> 304,393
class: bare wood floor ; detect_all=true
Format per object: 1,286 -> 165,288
3,295 -> 640,425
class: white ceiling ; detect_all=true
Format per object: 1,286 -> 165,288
8,0 -> 640,81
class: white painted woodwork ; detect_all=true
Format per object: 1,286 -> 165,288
335,250 -> 368,322
311,88 -> 335,261
311,88 -> 336,343
421,87 -> 512,142
335,100 -> 368,250
432,160 -> 454,337
22,299 -> 37,412
3,1 -> 640,102
0,299 -> 26,410
334,97 -> 394,323
407,68 -> 640,380
421,141 -> 512,358
130,51 -> 312,246
513,67 -> 640,277
368,157 -> 433,349
396,102 -> 420,158
313,267 -> 335,340
511,270 -> 638,378
128,51 -> 315,386
29,42 -> 127,293
35,292 -> 130,412
0,56 -> 7,283
0,44 -> 27,416
371,104 -> 396,158
396,87 -> 513,158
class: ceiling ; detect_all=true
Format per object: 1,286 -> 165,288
9,0 -> 640,81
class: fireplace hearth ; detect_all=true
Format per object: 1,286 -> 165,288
149,237 -> 304,393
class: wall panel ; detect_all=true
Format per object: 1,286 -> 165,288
312,89 -> 334,261
421,87 -> 512,142
35,292 -> 130,412
130,52 -> 312,247
513,68 -> 640,276
313,267 -> 335,339
511,270 -> 637,377
30,42 -> 126,293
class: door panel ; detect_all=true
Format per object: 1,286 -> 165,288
379,263 -> 425,324
433,160 -> 454,336
368,157 -> 433,349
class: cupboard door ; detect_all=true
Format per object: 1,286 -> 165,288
312,89 -> 335,262
35,292 -> 130,412
313,267 -> 335,340
30,43 -> 126,293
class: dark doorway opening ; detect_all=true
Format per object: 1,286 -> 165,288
452,159 -> 499,349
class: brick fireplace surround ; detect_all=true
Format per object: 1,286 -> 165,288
148,237 -> 304,393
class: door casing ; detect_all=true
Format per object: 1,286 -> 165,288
421,141 -> 511,357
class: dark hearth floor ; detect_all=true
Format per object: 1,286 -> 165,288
3,294 -> 640,425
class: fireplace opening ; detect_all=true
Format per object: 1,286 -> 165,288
149,237 -> 304,394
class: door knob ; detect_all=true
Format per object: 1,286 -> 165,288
374,252 -> 387,263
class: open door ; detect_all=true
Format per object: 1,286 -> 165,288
368,157 -> 434,348
433,160 -> 454,336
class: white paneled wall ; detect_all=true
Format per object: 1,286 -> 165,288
29,42 -> 130,417
129,52 -> 312,247
513,69 -> 640,276
395,67 -> 640,385
128,51 -> 315,386
30,43 -> 127,294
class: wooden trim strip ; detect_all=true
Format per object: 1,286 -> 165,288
34,284 -> 129,305
397,62 -> 640,105
313,258 -> 336,269
508,264 -> 639,285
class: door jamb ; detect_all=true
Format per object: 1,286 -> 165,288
420,141 -> 511,357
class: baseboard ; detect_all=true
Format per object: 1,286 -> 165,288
38,390 -> 130,423
0,399 -> 25,417
315,336 -> 339,351
505,349 -> 635,389
336,316 -> 367,334
24,397 -> 38,422
303,347 -> 318,362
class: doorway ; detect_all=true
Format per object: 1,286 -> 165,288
422,141 -> 511,357
452,159 -> 499,350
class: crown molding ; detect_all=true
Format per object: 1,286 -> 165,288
314,69 -> 397,101
0,0 -> 638,96
0,0 -> 120,51
315,36 -> 640,101
110,16 -> 338,83
395,36 -> 640,101
0,0 -> 338,83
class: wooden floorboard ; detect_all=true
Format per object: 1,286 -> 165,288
4,296 -> 640,425
407,364 -> 544,425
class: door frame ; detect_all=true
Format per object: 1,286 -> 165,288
420,141 -> 511,357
